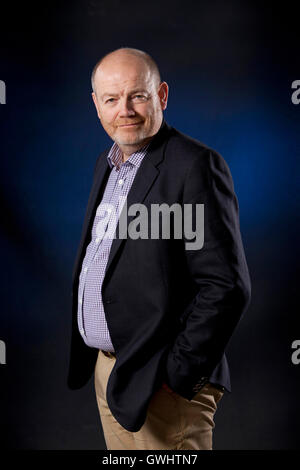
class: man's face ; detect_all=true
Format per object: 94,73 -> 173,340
91,55 -> 168,151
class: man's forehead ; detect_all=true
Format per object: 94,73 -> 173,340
96,72 -> 153,96
96,58 -> 151,80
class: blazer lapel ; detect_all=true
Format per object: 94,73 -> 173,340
73,119 -> 172,288
104,119 -> 171,280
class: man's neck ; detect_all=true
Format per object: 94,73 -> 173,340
119,136 -> 153,163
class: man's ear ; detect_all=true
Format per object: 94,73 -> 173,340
158,82 -> 169,110
92,91 -> 101,119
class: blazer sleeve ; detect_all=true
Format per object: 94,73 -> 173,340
164,148 -> 251,399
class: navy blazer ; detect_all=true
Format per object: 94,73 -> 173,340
67,118 -> 251,432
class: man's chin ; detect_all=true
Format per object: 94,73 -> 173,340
114,133 -> 146,147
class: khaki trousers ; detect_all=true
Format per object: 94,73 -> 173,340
94,349 -> 224,450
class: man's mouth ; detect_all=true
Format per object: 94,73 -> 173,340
118,122 -> 143,128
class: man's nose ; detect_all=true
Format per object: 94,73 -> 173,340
118,98 -> 135,117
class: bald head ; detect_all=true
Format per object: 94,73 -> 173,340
90,47 -> 168,159
91,48 -> 161,94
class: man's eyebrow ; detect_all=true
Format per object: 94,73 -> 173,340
100,89 -> 149,100
100,92 -> 119,100
130,89 -> 149,94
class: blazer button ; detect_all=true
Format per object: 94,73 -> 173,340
105,298 -> 113,304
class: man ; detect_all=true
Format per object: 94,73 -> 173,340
67,47 -> 251,450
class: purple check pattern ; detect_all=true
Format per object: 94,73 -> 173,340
77,141 -> 149,351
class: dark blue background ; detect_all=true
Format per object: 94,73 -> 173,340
0,0 -> 299,449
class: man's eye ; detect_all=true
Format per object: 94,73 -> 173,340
133,95 -> 147,100
106,98 -> 115,103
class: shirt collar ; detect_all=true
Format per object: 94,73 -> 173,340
107,141 -> 150,170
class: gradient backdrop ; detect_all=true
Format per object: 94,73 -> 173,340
0,0 -> 299,450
